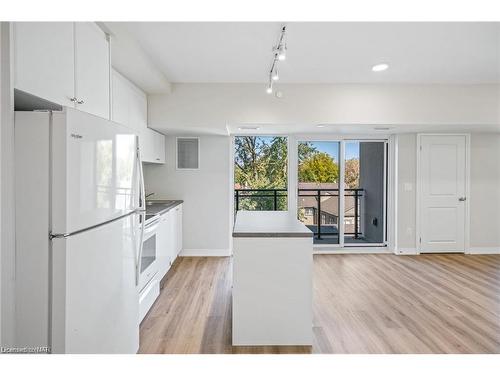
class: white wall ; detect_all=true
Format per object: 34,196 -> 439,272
396,133 -> 500,254
149,83 -> 499,135
143,135 -> 231,255
469,134 -> 500,251
0,22 -> 15,345
396,134 -> 418,253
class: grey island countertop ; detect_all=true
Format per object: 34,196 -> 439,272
233,211 -> 313,238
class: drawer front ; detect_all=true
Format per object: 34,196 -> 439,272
139,277 -> 160,323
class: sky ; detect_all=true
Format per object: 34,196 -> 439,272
303,141 -> 360,160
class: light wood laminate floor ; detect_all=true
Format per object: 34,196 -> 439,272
139,254 -> 500,354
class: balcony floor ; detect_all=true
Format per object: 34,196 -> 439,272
305,225 -> 372,245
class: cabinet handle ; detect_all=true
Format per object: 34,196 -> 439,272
156,158 -> 160,161
77,99 -> 85,105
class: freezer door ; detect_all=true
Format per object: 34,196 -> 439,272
51,212 -> 141,353
52,108 -> 140,234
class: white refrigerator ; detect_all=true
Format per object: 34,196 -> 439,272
15,107 -> 145,353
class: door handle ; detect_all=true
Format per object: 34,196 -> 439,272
458,197 -> 466,202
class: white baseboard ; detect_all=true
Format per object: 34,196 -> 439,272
395,248 -> 418,255
314,247 -> 392,254
179,248 -> 232,257
468,247 -> 500,255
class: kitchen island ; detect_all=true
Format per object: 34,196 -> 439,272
232,211 -> 313,346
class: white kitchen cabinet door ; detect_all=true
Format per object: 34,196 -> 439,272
174,205 -> 183,256
111,69 -> 147,134
129,84 -> 148,132
141,128 -> 155,163
156,213 -> 171,279
154,131 -> 166,164
14,22 -> 75,107
142,128 -> 165,164
111,69 -> 130,127
75,22 -> 110,119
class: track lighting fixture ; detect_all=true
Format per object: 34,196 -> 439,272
266,25 -> 287,94
266,80 -> 273,94
272,68 -> 279,81
277,44 -> 286,61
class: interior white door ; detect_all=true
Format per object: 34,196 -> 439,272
418,135 -> 467,253
74,22 -> 110,119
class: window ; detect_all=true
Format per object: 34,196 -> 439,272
304,207 -> 314,216
234,136 -> 288,211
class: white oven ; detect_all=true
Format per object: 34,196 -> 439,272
139,216 -> 160,292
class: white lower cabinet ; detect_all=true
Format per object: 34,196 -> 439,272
155,204 -> 183,280
139,277 -> 160,323
174,205 -> 183,256
156,210 -> 174,279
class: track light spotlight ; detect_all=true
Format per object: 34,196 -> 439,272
272,69 -> 279,81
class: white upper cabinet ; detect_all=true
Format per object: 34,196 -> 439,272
142,128 -> 165,164
13,22 -> 110,120
112,69 -> 147,134
14,22 -> 75,107
154,131 -> 166,164
110,70 -> 130,127
74,23 -> 110,119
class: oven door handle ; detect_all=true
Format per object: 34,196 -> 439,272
135,136 -> 146,287
136,212 -> 146,287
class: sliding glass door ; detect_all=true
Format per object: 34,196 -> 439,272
297,141 -> 340,245
297,139 -> 387,247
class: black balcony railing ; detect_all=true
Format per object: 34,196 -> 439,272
234,188 -> 288,211
234,187 -> 364,240
298,188 -> 364,239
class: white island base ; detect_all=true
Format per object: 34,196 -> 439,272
232,211 -> 313,346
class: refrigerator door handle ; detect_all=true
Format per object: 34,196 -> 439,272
49,211 -> 138,240
135,135 -> 146,286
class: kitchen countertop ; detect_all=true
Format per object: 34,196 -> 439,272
233,211 -> 313,238
145,200 -> 183,220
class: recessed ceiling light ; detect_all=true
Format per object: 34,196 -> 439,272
238,126 -> 261,131
317,125 -> 326,128
372,63 -> 389,72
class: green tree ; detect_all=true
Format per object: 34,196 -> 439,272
344,158 -> 360,188
298,141 -> 318,163
234,136 -> 288,210
298,152 -> 339,183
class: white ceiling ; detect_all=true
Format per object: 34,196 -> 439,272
113,22 -> 499,84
